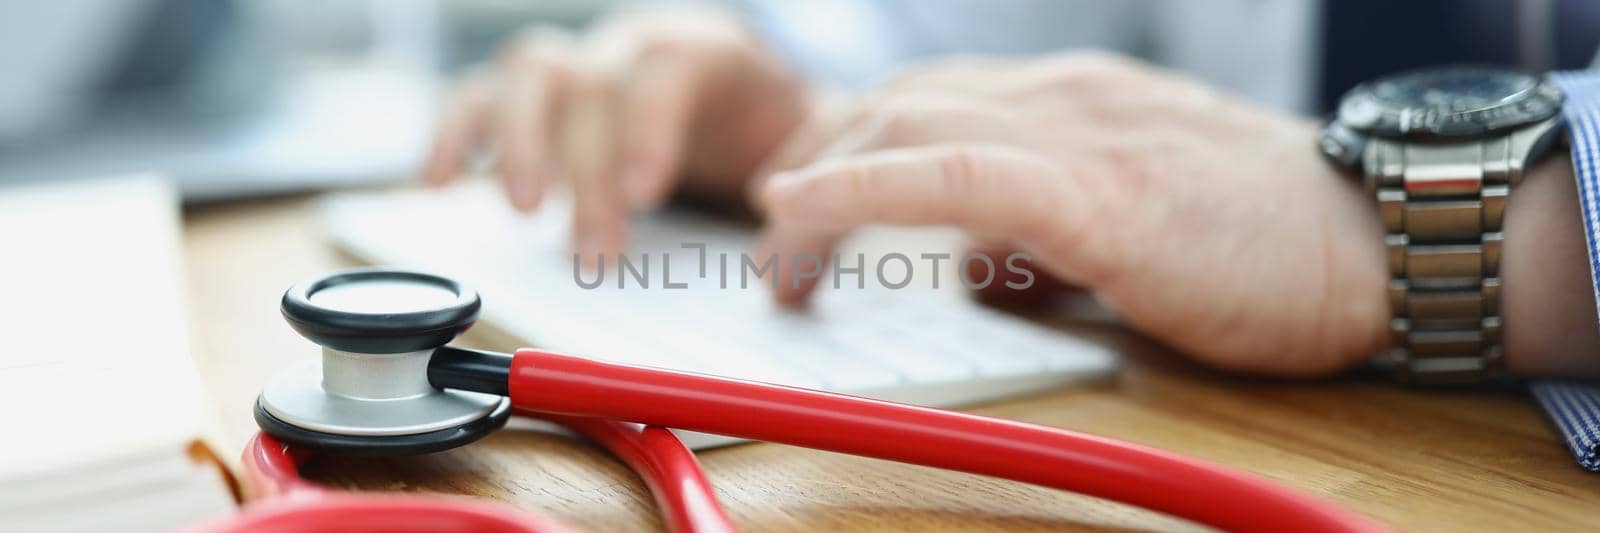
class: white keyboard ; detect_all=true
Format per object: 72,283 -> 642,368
320,183 -> 1118,448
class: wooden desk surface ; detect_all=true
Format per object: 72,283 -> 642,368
182,192 -> 1600,532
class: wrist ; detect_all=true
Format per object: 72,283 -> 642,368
1500,154 -> 1600,377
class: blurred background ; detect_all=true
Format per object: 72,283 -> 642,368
1,0 -> 1594,201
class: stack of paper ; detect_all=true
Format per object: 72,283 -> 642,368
0,176 -> 237,531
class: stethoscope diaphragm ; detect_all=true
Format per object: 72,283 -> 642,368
257,268 -> 510,455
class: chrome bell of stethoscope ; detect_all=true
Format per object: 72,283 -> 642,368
255,268 -> 512,455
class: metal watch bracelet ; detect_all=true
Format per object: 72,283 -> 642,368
1365,135 -> 1530,384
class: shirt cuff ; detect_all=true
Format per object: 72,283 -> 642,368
1531,380 -> 1600,471
1536,70 -> 1600,473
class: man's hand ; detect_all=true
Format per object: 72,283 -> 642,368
424,6 -> 807,265
754,53 -> 1393,376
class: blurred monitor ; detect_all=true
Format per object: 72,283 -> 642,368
0,0 -> 609,201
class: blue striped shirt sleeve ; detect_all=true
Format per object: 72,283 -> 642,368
1533,70 -> 1600,472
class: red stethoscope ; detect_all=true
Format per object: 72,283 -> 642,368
186,268 -> 1388,533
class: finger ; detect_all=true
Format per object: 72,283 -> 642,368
815,93 -> 1020,162
494,30 -> 572,212
748,91 -> 1011,209
881,55 -> 1020,94
760,144 -> 1072,237
752,91 -> 906,182
617,51 -> 710,209
964,241 -> 1082,308
561,68 -> 628,268
757,144 -> 1100,304
752,225 -> 842,306
884,52 -> 1142,101
996,51 -> 1149,99
422,69 -> 494,187
747,104 -> 841,207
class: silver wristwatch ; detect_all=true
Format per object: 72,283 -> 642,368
1321,66 -> 1565,385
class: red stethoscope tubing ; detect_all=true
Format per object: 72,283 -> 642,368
212,433 -> 574,533
507,349 -> 1390,533
534,414 -> 736,533
200,418 -> 733,533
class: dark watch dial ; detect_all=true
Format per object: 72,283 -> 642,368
1372,67 -> 1533,109
1334,65 -> 1562,140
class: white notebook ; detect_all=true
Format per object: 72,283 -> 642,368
321,182 -> 1119,448
0,176 -> 236,531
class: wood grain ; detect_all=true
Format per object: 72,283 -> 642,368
182,193 -> 1600,532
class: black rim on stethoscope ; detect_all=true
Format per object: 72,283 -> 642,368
280,268 -> 481,354
259,267 -> 510,456
253,397 -> 512,456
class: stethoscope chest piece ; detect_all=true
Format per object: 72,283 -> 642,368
255,268 -> 510,456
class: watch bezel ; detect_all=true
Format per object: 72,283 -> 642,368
1335,66 -> 1563,141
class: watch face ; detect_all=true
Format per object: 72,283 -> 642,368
1336,66 -> 1562,139
1371,67 -> 1534,111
